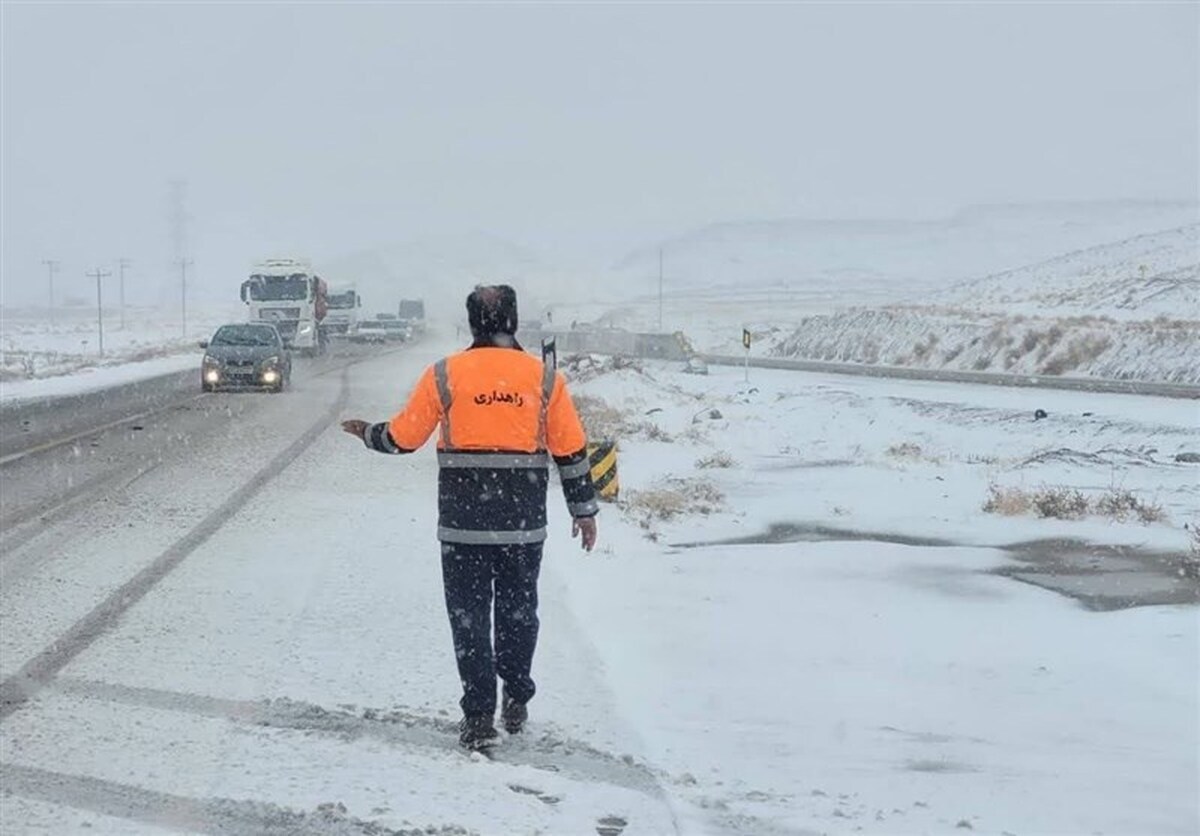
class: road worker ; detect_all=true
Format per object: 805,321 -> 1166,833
341,284 -> 599,750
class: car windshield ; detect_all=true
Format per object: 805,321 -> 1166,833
211,325 -> 278,347
328,291 -> 356,309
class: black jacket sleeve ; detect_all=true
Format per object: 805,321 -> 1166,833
361,421 -> 414,455
554,447 -> 599,518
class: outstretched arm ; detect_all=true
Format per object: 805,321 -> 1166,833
340,419 -> 413,453
340,366 -> 441,454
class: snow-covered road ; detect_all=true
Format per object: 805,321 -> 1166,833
1,342 -> 1197,835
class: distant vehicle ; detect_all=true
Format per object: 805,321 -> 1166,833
398,298 -> 425,335
349,319 -> 389,344
324,284 -> 362,337
200,323 -> 292,393
239,258 -> 329,355
375,313 -> 411,342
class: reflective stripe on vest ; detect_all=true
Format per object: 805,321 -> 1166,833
437,526 -> 547,545
437,452 -> 549,469
536,358 -> 555,450
433,358 -> 452,447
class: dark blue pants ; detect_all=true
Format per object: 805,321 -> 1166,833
440,541 -> 543,718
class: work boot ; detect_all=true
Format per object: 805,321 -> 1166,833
501,696 -> 528,734
458,715 -> 499,750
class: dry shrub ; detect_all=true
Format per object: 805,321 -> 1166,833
1032,487 -> 1089,520
561,353 -> 644,383
638,422 -> 674,443
696,450 -> 736,469
887,442 -> 924,459
983,485 -> 1033,516
912,334 -> 939,362
573,394 -> 626,440
1094,489 -> 1166,524
862,339 -> 882,364
626,477 -> 725,525
983,484 -> 1167,524
1041,334 -> 1112,376
574,394 -> 675,443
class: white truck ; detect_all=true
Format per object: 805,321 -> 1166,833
239,258 -> 329,355
324,285 -> 362,338
398,298 -> 426,336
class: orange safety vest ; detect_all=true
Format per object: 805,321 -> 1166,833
389,347 -> 586,457
385,346 -> 594,544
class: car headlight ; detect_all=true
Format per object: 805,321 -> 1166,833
204,369 -> 220,383
298,324 -> 312,335
262,370 -> 280,384
202,355 -> 220,367
262,355 -> 279,367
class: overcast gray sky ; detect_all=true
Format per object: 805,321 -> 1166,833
2,2 -> 1196,307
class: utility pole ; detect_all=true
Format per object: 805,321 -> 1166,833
658,248 -> 664,332
42,259 -> 60,325
176,257 -> 192,337
116,258 -> 131,330
87,268 -> 112,357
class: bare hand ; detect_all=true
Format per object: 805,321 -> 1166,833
341,419 -> 369,439
572,516 -> 598,552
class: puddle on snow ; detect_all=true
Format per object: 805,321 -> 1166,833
673,522 -> 954,549
672,524 -> 1199,612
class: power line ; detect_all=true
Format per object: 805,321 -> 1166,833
86,268 -> 112,357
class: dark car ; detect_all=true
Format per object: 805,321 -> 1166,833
200,323 -> 292,393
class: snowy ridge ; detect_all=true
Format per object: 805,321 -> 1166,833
935,223 -> 1200,318
769,223 -> 1200,383
771,307 -> 1200,383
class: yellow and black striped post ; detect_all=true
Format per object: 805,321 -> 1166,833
587,440 -> 619,501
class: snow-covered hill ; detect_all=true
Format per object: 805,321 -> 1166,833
770,308 -> 1199,383
935,223 -> 1199,320
769,224 -> 1200,382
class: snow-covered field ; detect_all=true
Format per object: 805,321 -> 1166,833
551,354 -> 1199,835
3,202 -> 1198,833
0,305 -> 238,392
2,340 -> 1195,835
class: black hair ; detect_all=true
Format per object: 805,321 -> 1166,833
466,284 -> 519,337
